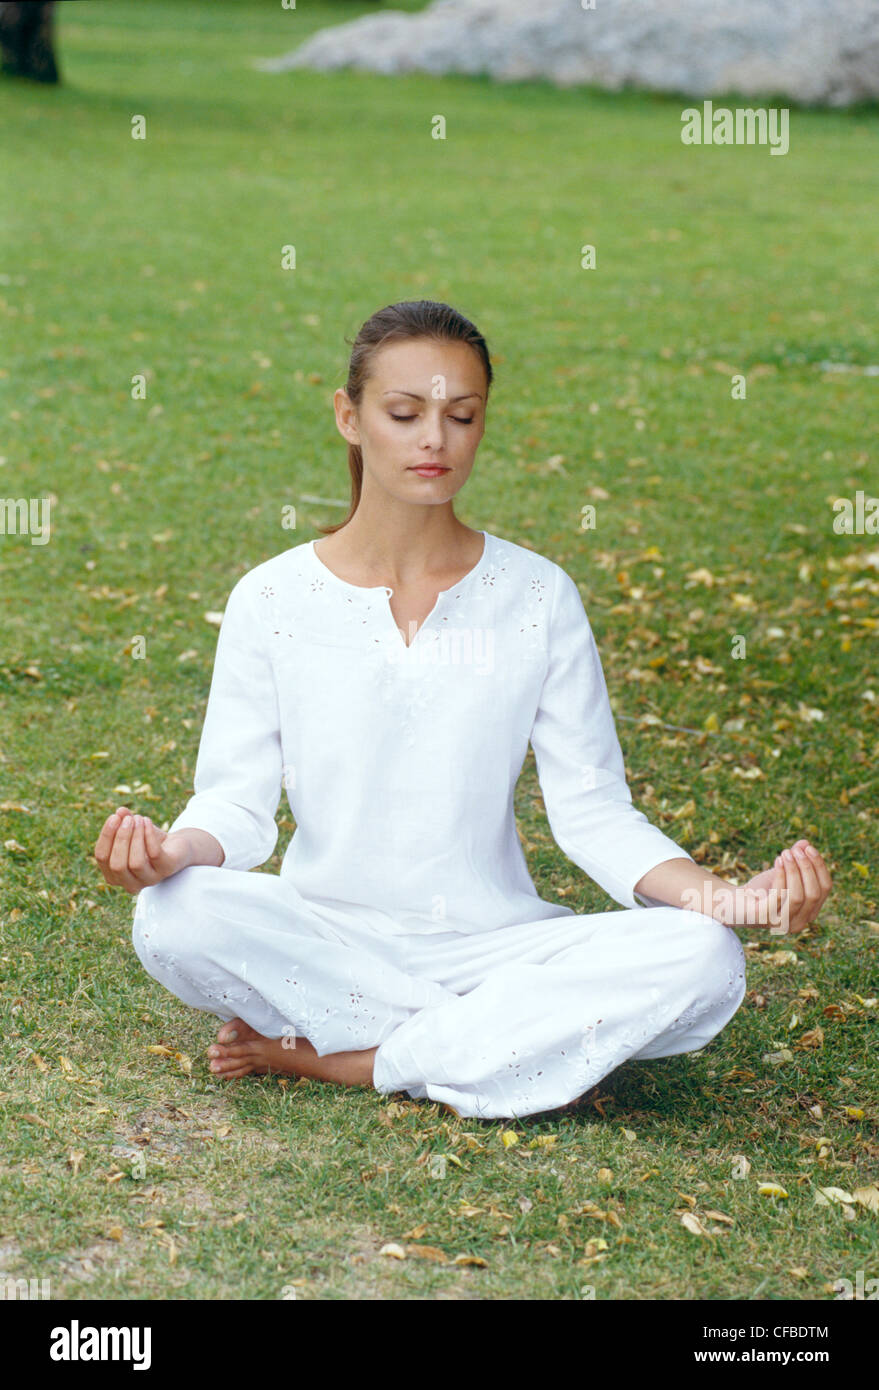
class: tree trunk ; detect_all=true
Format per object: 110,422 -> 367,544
0,1 -> 59,84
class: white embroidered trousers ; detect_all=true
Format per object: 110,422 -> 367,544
132,866 -> 748,1120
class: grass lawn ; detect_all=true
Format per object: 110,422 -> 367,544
0,0 -> 876,1301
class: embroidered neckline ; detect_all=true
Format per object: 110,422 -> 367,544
307,530 -> 491,599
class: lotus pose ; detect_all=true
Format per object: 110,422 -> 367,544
94,300 -> 832,1120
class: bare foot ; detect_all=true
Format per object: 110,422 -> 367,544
207,1018 -> 377,1087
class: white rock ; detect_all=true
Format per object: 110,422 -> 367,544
254,0 -> 879,107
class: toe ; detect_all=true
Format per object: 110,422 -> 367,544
208,1041 -> 251,1063
217,1018 -> 244,1043
210,1054 -> 243,1074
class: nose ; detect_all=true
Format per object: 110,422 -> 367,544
419,420 -> 445,450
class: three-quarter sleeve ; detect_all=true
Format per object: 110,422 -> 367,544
529,564 -> 694,910
167,572 -> 282,872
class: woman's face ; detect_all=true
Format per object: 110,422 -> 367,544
334,337 -> 487,504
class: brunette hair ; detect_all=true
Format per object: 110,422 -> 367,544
317,300 -> 493,535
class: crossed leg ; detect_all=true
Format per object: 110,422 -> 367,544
206,1018 -> 377,1086
132,866 -> 747,1119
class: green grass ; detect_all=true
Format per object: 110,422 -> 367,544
0,0 -> 876,1301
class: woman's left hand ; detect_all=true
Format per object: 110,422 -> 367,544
742,839 -> 833,936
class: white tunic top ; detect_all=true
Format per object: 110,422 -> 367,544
168,530 -> 694,935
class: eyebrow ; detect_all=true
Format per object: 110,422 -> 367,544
382,390 -> 483,402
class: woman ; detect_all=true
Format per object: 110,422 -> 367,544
94,300 -> 832,1121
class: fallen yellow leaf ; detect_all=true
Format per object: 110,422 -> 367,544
814,1186 -> 855,1206
680,1212 -> 711,1236
146,1044 -> 191,1074
853,1185 -> 879,1213
405,1245 -> 448,1263
459,1134 -> 487,1152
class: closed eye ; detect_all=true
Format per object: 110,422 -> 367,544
390,413 -> 473,424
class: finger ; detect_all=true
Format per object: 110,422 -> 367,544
106,814 -> 144,892
95,804 -> 137,861
804,843 -> 833,895
142,815 -> 164,863
784,850 -> 817,933
784,850 -> 810,931
108,814 -> 134,873
781,849 -> 805,905
771,857 -> 797,935
133,815 -> 165,886
796,844 -> 832,929
94,811 -> 121,862
127,815 -> 153,879
792,843 -> 821,903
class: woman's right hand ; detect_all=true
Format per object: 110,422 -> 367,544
93,807 -> 194,894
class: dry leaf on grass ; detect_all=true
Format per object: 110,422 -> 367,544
814,1186 -> 855,1206
680,1212 -> 711,1236
852,1186 -> 879,1213
146,1045 -> 192,1075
